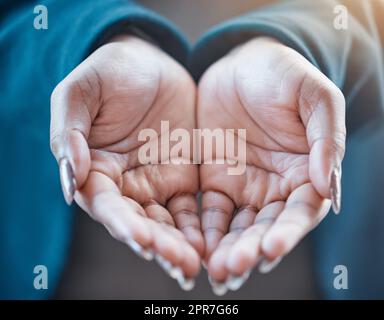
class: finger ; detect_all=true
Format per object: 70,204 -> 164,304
50,77 -> 99,203
128,200 -> 179,262
207,205 -> 257,282
168,193 -> 205,257
179,242 -> 201,278
201,191 -> 235,261
208,232 -> 240,282
261,183 -> 331,260
160,223 -> 202,278
145,201 -> 175,226
298,74 -> 346,211
150,221 -> 201,287
145,216 -> 182,266
146,209 -> 201,278
76,171 -> 153,251
122,196 -> 147,217
229,205 -> 257,233
163,223 -> 201,278
226,201 -> 285,276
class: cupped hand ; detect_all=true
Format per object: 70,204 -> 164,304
50,35 -> 203,289
197,37 -> 346,294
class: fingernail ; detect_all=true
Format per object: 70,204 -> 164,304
177,276 -> 195,291
226,269 -> 251,291
258,256 -> 282,274
59,157 -> 76,205
155,254 -> 195,291
155,254 -> 172,273
208,276 -> 227,296
330,166 -> 342,214
202,261 -> 208,270
126,238 -> 154,261
169,265 -> 183,280
141,248 -> 155,261
155,254 -> 181,279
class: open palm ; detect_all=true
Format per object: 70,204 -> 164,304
198,37 -> 346,294
50,36 -> 202,289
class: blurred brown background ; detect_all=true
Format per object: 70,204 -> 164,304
55,0 -> 319,300
140,0 -> 274,42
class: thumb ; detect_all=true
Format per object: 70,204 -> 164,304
298,75 -> 346,213
50,80 -> 94,205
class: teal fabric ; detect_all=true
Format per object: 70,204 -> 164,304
0,0 -> 188,299
190,0 -> 384,134
189,0 -> 384,298
314,119 -> 384,299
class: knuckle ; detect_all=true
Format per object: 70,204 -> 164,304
49,133 -> 60,156
299,73 -> 346,111
312,131 -> 346,157
50,80 -> 66,106
317,81 -> 346,111
333,131 -> 346,154
316,129 -> 346,158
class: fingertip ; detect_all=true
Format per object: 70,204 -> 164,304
53,128 -> 90,200
68,129 -> 91,189
203,230 -> 223,261
226,244 -> 255,276
184,227 -> 205,258
181,244 -> 201,278
309,140 -> 333,199
129,216 -> 153,247
167,194 -> 204,257
207,249 -> 228,282
105,210 -> 153,250
261,231 -> 287,260
201,191 -> 234,263
309,138 -> 344,200
150,224 -> 183,265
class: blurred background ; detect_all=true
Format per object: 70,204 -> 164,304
54,0 -> 321,300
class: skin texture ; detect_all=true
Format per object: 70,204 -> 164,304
50,36 -> 203,278
197,37 -> 346,282
50,35 -> 346,290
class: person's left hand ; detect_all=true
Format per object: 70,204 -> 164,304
197,37 -> 346,295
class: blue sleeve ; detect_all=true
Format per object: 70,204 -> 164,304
190,0 -> 384,299
190,0 -> 384,134
0,0 -> 188,299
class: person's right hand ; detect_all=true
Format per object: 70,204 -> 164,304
50,35 -> 202,290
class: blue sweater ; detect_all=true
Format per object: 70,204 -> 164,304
0,0 -> 383,299
191,0 -> 384,299
0,0 -> 188,299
